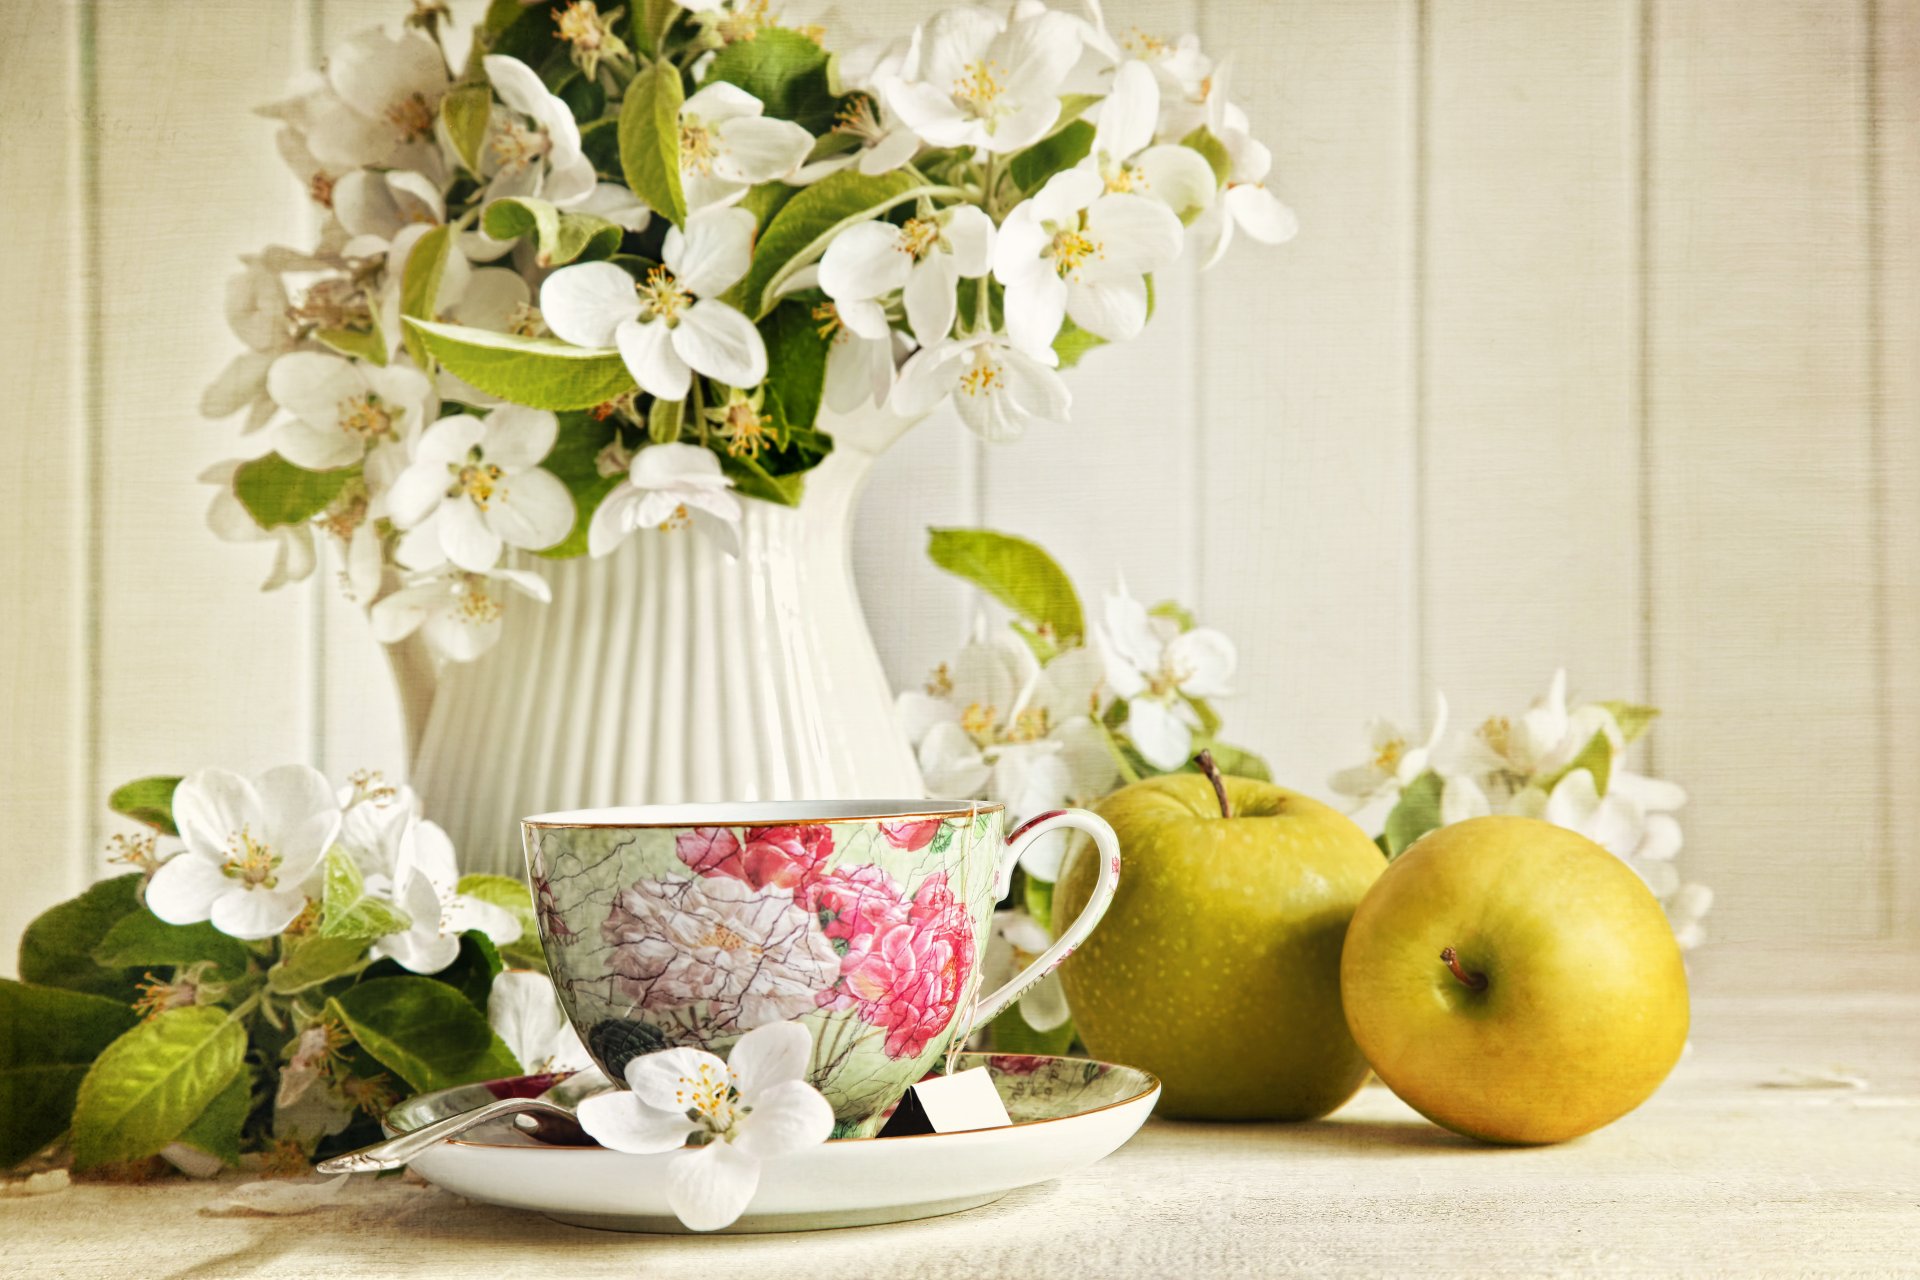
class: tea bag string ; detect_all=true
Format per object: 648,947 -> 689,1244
945,799 -> 981,1078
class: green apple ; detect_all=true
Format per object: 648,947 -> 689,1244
1341,815 -> 1689,1144
1054,759 -> 1385,1120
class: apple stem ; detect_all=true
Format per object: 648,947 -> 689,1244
1193,750 -> 1232,819
1440,946 -> 1488,992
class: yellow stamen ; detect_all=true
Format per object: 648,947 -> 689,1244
453,461 -> 505,509
959,702 -> 998,745
658,503 -> 692,532
679,120 -> 719,176
958,358 -> 1005,399
925,662 -> 954,698
337,392 -> 394,441
222,826 -> 281,889
898,216 -> 940,261
456,580 -> 505,624
954,58 -> 1007,112
638,266 -> 692,323
385,92 -> 436,140
1046,228 -> 1101,279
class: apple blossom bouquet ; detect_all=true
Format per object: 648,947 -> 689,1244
1,767 -> 589,1178
1332,671 -> 1712,949
202,0 -> 1295,663
897,528 -> 1267,1052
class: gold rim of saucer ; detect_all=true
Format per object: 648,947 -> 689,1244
521,800 -> 1008,829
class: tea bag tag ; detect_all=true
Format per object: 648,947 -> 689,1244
876,1067 -> 1011,1138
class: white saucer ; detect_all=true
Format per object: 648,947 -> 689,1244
384,1052 -> 1158,1234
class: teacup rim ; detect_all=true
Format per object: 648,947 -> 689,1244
521,799 -> 1007,828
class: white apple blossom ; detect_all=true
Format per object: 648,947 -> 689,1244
588,442 -> 744,558
1329,694 -> 1450,809
879,6 -> 1085,153
289,28 -> 452,178
819,204 -> 995,347
993,167 -> 1184,357
673,82 -> 813,211
1076,60 -> 1217,223
203,260 -> 302,432
389,405 -> 575,573
1097,584 -> 1236,771
540,207 -> 767,400
370,564 -> 553,662
147,765 -> 342,940
265,352 -> 436,497
575,1020 -> 833,1231
488,970 -> 593,1074
479,55 -> 598,208
372,817 -> 523,974
983,908 -> 1070,1032
818,298 -> 904,413
898,631 -> 1115,829
1184,65 -> 1299,269
794,42 -> 920,182
891,332 -> 1072,442
200,461 -> 317,592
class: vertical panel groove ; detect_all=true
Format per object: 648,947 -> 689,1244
305,0 -> 327,770
1410,0 -> 1431,703
76,0 -> 103,867
1636,0 -> 1657,771
1864,0 -> 1892,934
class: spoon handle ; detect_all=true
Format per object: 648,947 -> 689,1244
315,1098 -> 569,1174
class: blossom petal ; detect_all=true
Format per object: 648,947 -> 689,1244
669,207 -> 758,298
210,886 -> 310,941
452,266 -> 531,331
540,262 -> 642,349
1133,143 -> 1218,222
441,497 -> 505,571
1085,194 -> 1183,276
998,346 -> 1072,426
625,1045 -> 731,1112
1094,60 -> 1158,164
713,116 -> 813,185
1066,275 -> 1148,343
727,1021 -> 812,1100
818,221 -> 912,303
683,80 -> 766,123
1019,972 -> 1072,1032
386,464 -> 451,531
1126,697 -> 1193,771
253,763 -> 341,874
576,1091 -> 698,1155
1224,183 -> 1300,244
487,466 -> 574,551
587,483 -> 643,558
612,316 -> 687,399
1440,775 -> 1491,825
1165,627 -> 1236,696
731,1078 -> 832,1160
903,254 -> 960,348
918,720 -> 993,796
673,300 -> 768,387
482,405 -> 558,471
666,1140 -> 761,1232
1006,274 -> 1069,360
941,204 -> 996,277
173,768 -> 261,860
144,852 -> 231,925
483,54 -> 558,121
889,342 -> 962,416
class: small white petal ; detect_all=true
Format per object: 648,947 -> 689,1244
1126,697 -> 1193,771
727,1021 -> 812,1100
486,467 -> 574,551
819,221 -> 912,302
576,1091 -> 698,1155
210,886 -> 310,941
731,1079 -> 833,1160
669,207 -> 758,298
619,317 -> 693,400
627,1046 -> 732,1113
144,854 -> 231,926
440,497 -> 505,571
673,301 -> 768,387
1224,183 -> 1299,244
540,262 -> 642,348
667,1140 -> 761,1232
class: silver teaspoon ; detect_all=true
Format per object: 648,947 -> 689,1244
314,1095 -> 580,1174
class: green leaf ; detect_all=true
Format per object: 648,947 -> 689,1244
442,84 -> 494,175
481,197 -> 623,268
582,116 -> 621,179
173,1065 -> 251,1167
268,934 -> 371,995
357,930 -> 503,1013
1597,700 -> 1660,745
108,775 -> 181,834
482,0 -> 561,67
727,168 -> 930,318
739,180 -> 796,232
620,61 -> 687,227
926,527 -> 1085,642
1381,770 -> 1446,858
18,874 -> 146,998
1148,600 -> 1196,632
400,224 -> 454,367
233,454 -> 354,529
1198,742 -> 1272,783
988,1005 -> 1076,1056
408,319 -> 638,410
319,848 -> 412,941
70,1005 -> 245,1171
1008,119 -> 1093,195
0,980 -> 138,1168
533,410 -> 623,558
1052,316 -> 1108,369
1545,730 -> 1614,798
1181,125 -> 1232,187
328,977 -> 520,1094
705,28 -> 838,132
629,0 -> 680,58
455,875 -> 536,935
1022,873 -> 1054,933
759,300 -> 828,435
93,912 -> 249,981
648,395 -> 684,444
314,322 -> 388,366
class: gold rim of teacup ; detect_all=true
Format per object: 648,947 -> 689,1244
520,800 -> 1008,829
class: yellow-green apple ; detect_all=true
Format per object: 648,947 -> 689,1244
1055,756 -> 1385,1120
1340,815 -> 1689,1144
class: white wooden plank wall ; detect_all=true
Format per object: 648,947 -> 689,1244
1,0 -> 1914,969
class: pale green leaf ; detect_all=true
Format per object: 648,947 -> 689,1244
442,84 -> 494,175
267,935 -> 370,995
705,28 -> 838,133
1382,770 -> 1445,858
481,197 -> 622,268
1596,700 -> 1660,745
620,62 -> 687,227
328,977 -> 520,1093
1545,730 -> 1614,798
400,224 -> 454,367
233,454 -> 353,529
18,875 -> 145,998
648,394 -> 683,444
70,1006 -> 245,1171
319,848 -> 411,941
1180,125 -> 1232,187
93,911 -> 249,981
0,980 -> 139,1168
453,875 -> 536,942
987,1005 -> 1076,1056
407,319 -> 638,410
173,1066 -> 252,1167
315,321 -> 387,366
728,168 -> 933,318
926,527 -> 1084,642
1009,119 -> 1093,194
108,775 -> 181,835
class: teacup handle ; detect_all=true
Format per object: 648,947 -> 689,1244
966,809 -> 1122,1032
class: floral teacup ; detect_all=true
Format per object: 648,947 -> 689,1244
523,801 -> 1121,1136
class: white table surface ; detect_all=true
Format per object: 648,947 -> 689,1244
8,989 -> 1918,1279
